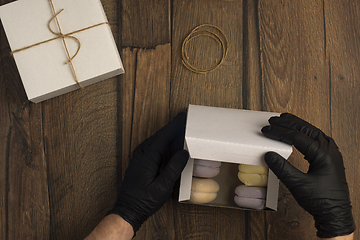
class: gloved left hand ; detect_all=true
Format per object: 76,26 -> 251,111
110,113 -> 189,234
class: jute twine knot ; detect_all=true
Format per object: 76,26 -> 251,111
10,0 -> 110,88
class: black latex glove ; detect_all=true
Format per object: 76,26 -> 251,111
261,113 -> 355,238
110,113 -> 189,234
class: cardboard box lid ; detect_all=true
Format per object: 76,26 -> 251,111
0,0 -> 124,103
185,105 -> 293,166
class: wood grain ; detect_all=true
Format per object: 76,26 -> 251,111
171,0 -> 244,114
0,0 -> 359,239
39,1 -> 120,239
8,104 -> 50,240
243,0 -> 263,112
0,8 -> 51,239
0,27 -> 11,240
121,0 -> 170,48
42,79 -> 119,240
119,47 -> 137,181
120,44 -> 173,240
325,1 -> 360,239
243,1 -> 267,239
258,0 -> 330,239
171,0 -> 248,239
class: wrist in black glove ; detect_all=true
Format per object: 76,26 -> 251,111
261,113 -> 355,238
110,113 -> 189,234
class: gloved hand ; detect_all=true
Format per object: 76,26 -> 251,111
110,113 -> 189,234
261,113 -> 355,238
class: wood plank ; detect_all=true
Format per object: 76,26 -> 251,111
171,0 -> 247,239
43,0 -> 121,238
171,0 -> 244,114
258,0 -> 329,239
0,1 -> 21,239
7,103 -> 50,240
324,1 -> 360,239
119,47 -> 137,182
0,26 -> 11,240
121,0 -> 170,48
0,3 -> 51,239
243,0 -> 263,112
43,79 -> 119,240
128,44 -> 171,150
243,1 -> 267,238
101,0 -> 120,38
120,44 -> 172,239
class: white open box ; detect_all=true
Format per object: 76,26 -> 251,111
0,0 -> 124,103
179,105 -> 293,211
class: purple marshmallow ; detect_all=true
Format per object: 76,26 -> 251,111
193,159 -> 221,178
234,196 -> 266,210
234,185 -> 267,210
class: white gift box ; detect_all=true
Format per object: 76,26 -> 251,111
0,0 -> 124,103
179,105 -> 293,211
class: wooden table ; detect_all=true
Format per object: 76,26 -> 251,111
1,0 -> 359,239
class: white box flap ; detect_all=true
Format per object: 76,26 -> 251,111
185,105 -> 293,166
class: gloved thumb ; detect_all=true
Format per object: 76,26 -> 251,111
156,150 -> 189,190
264,151 -> 305,189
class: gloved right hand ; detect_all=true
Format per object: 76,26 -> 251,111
261,113 -> 355,238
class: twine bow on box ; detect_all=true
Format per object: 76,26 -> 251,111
10,0 -> 110,88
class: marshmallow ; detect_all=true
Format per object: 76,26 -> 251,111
190,177 -> 220,204
238,164 -> 268,174
193,159 -> 221,178
238,164 -> 269,187
234,185 -> 266,210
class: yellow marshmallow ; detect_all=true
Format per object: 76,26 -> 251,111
238,164 -> 269,174
238,164 -> 269,187
190,192 -> 218,204
237,172 -> 268,187
190,178 -> 220,204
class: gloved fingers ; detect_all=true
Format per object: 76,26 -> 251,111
264,151 -> 307,189
268,113 -> 323,140
262,125 -> 320,163
271,113 -> 338,148
155,149 -> 189,191
328,137 -> 339,149
132,144 -> 164,180
170,127 -> 186,156
148,112 -> 187,156
131,113 -> 186,178
133,134 -> 157,157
